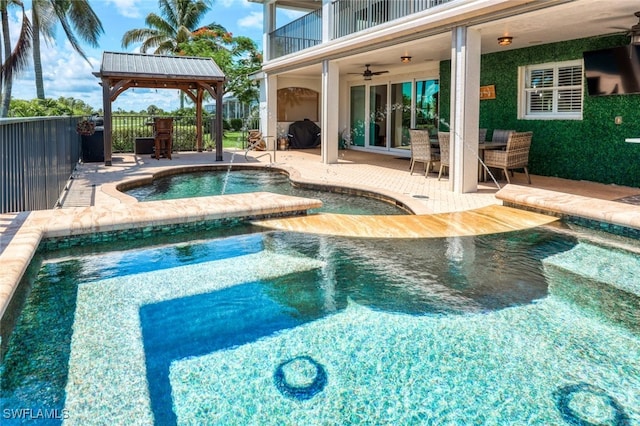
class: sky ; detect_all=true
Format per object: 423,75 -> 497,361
5,0 -> 300,112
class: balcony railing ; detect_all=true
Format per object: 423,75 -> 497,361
333,0 -> 451,39
270,9 -> 322,59
268,1 -> 451,59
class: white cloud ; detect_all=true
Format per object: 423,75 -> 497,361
104,0 -> 143,19
238,12 -> 262,28
217,0 -> 252,8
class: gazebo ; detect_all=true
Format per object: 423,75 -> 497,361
93,51 -> 226,165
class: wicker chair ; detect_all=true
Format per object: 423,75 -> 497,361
484,131 -> 533,184
437,132 -> 450,180
409,129 -> 439,177
491,129 -> 515,143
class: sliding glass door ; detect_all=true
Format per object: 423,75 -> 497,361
369,84 -> 387,147
390,82 -> 412,149
349,78 -> 439,152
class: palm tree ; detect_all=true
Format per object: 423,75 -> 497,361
122,0 -> 224,108
1,0 -> 32,117
31,0 -> 103,99
122,0 -> 220,55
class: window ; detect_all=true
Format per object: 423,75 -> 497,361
519,60 -> 583,120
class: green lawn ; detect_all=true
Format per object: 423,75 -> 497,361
222,131 -> 246,149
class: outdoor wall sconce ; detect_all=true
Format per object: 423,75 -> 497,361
497,36 -> 513,46
400,56 -> 412,63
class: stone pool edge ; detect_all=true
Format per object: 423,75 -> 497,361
496,185 -> 640,239
0,192 -> 323,346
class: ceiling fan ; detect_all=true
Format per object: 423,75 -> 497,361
603,10 -> 640,43
350,64 -> 389,80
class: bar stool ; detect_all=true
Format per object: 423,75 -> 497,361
153,118 -> 173,160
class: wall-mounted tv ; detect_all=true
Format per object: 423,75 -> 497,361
583,45 -> 640,96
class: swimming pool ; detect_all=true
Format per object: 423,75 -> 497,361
124,169 -> 408,215
2,224 -> 639,425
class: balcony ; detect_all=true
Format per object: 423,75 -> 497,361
332,0 -> 451,39
270,9 -> 322,59
268,0 -> 452,59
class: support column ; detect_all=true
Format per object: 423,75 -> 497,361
322,0 -> 332,43
263,73 -> 278,151
450,26 -> 481,193
102,78 -> 112,166
215,83 -> 224,161
263,2 -> 276,61
321,59 -> 339,164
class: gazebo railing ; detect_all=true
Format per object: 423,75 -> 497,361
110,115 -> 217,152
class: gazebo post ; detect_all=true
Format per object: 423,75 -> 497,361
102,77 -> 113,166
215,82 -> 224,161
196,88 -> 204,152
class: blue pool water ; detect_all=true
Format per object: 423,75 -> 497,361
124,169 -> 407,215
1,226 -> 639,425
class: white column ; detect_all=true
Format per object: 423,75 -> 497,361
322,0 -> 332,43
321,59 -> 339,164
263,2 -> 276,61
450,26 -> 481,193
264,73 -> 278,151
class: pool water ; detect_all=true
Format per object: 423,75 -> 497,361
125,169 -> 407,215
2,226 -> 640,425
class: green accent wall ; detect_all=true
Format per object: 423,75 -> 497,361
440,35 -> 640,187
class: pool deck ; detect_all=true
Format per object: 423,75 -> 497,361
2,147 -> 640,322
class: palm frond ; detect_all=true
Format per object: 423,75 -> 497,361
145,13 -> 176,38
61,0 -> 104,46
1,0 -> 32,85
122,28 -> 159,49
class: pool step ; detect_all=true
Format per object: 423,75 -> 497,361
542,242 -> 640,334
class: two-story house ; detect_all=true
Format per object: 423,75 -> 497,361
249,0 -> 640,192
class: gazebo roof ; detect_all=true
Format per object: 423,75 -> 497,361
94,51 -> 225,83
94,51 -> 226,165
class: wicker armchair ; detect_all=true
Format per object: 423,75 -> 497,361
437,132 -> 450,180
409,129 -> 439,177
484,131 -> 533,184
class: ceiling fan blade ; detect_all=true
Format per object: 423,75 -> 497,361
372,71 -> 389,75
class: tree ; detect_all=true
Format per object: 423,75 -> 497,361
121,0 -> 221,55
121,0 -> 225,108
0,0 -> 32,117
31,0 -> 103,99
7,96 -> 97,117
178,29 -> 262,108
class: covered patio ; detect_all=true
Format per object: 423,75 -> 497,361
93,52 -> 226,165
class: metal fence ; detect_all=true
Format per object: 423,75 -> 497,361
1,117 -> 81,213
109,114 -> 260,152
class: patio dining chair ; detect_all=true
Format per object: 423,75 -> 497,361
483,131 -> 533,184
437,132 -> 450,180
409,129 -> 439,177
479,128 -> 488,143
491,129 -> 515,143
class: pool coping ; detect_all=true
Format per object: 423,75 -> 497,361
100,163 -> 418,214
496,185 -> 640,239
0,192 -> 322,325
